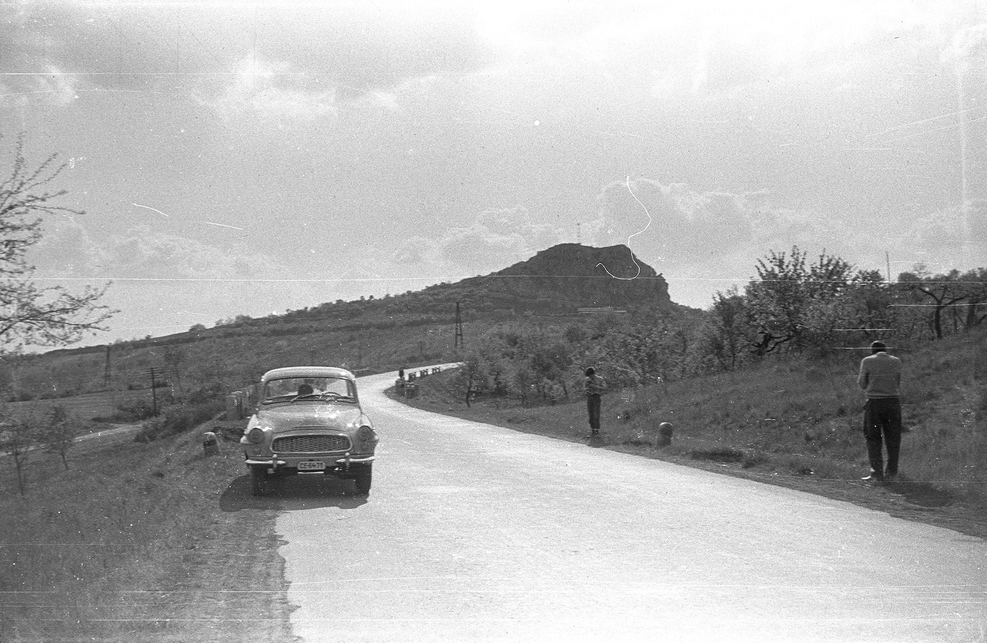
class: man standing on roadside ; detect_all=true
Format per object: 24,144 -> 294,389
857,341 -> 903,482
584,367 -> 606,437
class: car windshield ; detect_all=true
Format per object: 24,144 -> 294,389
262,377 -> 356,403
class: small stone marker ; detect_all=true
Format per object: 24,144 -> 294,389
203,431 -> 220,456
656,422 -> 673,447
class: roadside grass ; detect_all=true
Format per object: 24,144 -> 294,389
8,388 -> 158,426
0,417 -> 291,643
400,329 -> 986,507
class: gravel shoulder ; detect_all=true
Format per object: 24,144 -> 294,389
171,419 -> 301,643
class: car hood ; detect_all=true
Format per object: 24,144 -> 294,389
256,403 -> 364,433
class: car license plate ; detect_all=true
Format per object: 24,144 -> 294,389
297,461 -> 325,471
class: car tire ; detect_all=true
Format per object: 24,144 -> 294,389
354,465 -> 372,495
250,465 -> 267,497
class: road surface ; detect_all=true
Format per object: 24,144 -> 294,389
276,369 -> 986,642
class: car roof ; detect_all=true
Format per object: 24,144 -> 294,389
261,366 -> 356,383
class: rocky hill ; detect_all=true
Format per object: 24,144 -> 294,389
452,243 -> 670,313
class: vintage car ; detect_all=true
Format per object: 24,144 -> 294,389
240,366 -> 378,496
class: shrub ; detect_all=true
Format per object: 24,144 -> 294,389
133,399 -> 224,442
113,398 -> 160,422
10,388 -> 36,402
186,381 -> 225,405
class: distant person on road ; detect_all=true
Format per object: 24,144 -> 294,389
584,367 -> 606,437
857,340 -> 903,482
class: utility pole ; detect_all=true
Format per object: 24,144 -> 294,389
104,345 -> 112,389
148,367 -> 158,416
454,302 -> 464,350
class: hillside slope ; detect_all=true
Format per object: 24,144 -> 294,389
7,244 -> 687,397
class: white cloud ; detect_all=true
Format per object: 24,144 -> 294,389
200,56 -> 338,127
0,66 -> 79,109
942,23 -> 987,69
393,205 -> 564,276
30,218 -> 341,342
33,217 -> 289,283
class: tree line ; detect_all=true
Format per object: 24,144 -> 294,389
452,247 -> 986,405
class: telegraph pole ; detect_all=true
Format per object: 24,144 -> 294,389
148,367 -> 158,416
454,302 -> 464,350
104,345 -> 112,389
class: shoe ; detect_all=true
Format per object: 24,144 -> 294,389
861,474 -> 884,482
884,472 -> 897,482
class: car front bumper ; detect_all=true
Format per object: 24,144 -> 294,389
245,453 -> 375,472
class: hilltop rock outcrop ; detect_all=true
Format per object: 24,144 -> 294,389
458,243 -> 670,312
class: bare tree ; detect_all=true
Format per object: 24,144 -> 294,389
898,268 -> 968,340
0,135 -> 114,354
0,406 -> 38,495
42,404 -> 76,470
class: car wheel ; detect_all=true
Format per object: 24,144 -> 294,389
250,465 -> 267,497
354,465 -> 372,495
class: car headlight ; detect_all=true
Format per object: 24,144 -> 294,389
356,425 -> 377,451
247,427 -> 266,444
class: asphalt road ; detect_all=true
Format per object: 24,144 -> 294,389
277,369 -> 986,643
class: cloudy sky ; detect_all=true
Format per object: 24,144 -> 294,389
1,0 -> 985,346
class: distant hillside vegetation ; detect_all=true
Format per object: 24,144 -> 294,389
5,244 -> 687,399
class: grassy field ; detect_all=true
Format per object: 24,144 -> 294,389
7,388 -> 159,425
0,417 -> 297,643
396,328 -> 987,536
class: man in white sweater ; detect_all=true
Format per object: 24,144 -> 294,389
857,340 -> 903,482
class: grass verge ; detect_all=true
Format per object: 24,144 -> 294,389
0,417 -> 298,643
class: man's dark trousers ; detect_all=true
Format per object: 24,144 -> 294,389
587,394 -> 601,432
863,397 -> 902,478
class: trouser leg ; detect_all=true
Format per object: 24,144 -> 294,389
863,401 -> 884,477
882,399 -> 902,476
587,395 -> 601,431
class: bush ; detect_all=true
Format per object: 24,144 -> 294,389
134,400 -> 224,442
186,381 -> 226,406
10,388 -> 37,402
113,398 -> 161,422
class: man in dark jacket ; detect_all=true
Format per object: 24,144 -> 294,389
857,341 -> 903,482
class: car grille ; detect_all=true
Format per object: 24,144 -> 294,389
273,434 -> 351,453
